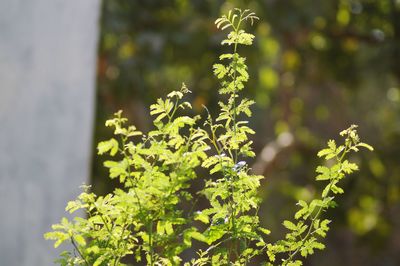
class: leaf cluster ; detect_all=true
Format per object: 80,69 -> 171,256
266,125 -> 373,265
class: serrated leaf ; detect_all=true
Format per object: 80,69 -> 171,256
316,166 -> 330,180
283,220 -> 297,231
341,160 -> 359,174
312,241 -> 325,250
331,184 -> 344,194
97,138 -> 118,156
295,200 -> 309,219
317,148 -> 331,158
74,235 -> 86,247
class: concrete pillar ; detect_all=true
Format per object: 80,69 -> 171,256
0,0 -> 100,265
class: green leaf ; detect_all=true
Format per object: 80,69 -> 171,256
97,138 -> 119,156
65,200 -> 85,213
74,235 -> 86,247
187,231 -> 208,243
213,63 -> 227,79
358,142 -> 374,151
315,166 -> 330,180
194,212 -> 210,224
167,90 -> 183,99
283,220 -> 297,231
54,239 -> 64,249
204,227 -> 226,244
155,112 -> 167,122
93,255 -> 105,266
322,185 -> 330,198
295,200 -> 309,219
331,184 -> 344,194
312,241 -> 325,250
258,227 -> 271,235
317,148 -> 331,158
165,221 -> 174,235
44,231 -> 69,248
86,246 -> 100,254
341,160 -> 359,174
150,105 -> 163,115
219,53 -> 233,60
317,140 -> 337,160
157,221 -> 165,235
287,261 -> 303,266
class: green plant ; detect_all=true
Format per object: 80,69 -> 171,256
45,9 -> 373,266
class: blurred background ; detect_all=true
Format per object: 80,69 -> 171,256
93,1 -> 400,265
1,0 -> 400,265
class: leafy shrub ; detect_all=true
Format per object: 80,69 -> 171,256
45,9 -> 373,266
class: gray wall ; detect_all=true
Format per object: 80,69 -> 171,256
0,0 -> 100,265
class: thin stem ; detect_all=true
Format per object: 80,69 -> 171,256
148,219 -> 155,266
168,96 -> 180,121
98,210 -> 114,249
119,135 -> 145,266
120,136 -> 143,212
231,15 -> 242,164
205,236 -> 235,254
71,237 -> 89,266
114,214 -> 130,266
285,144 -> 351,263
226,12 -> 244,262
